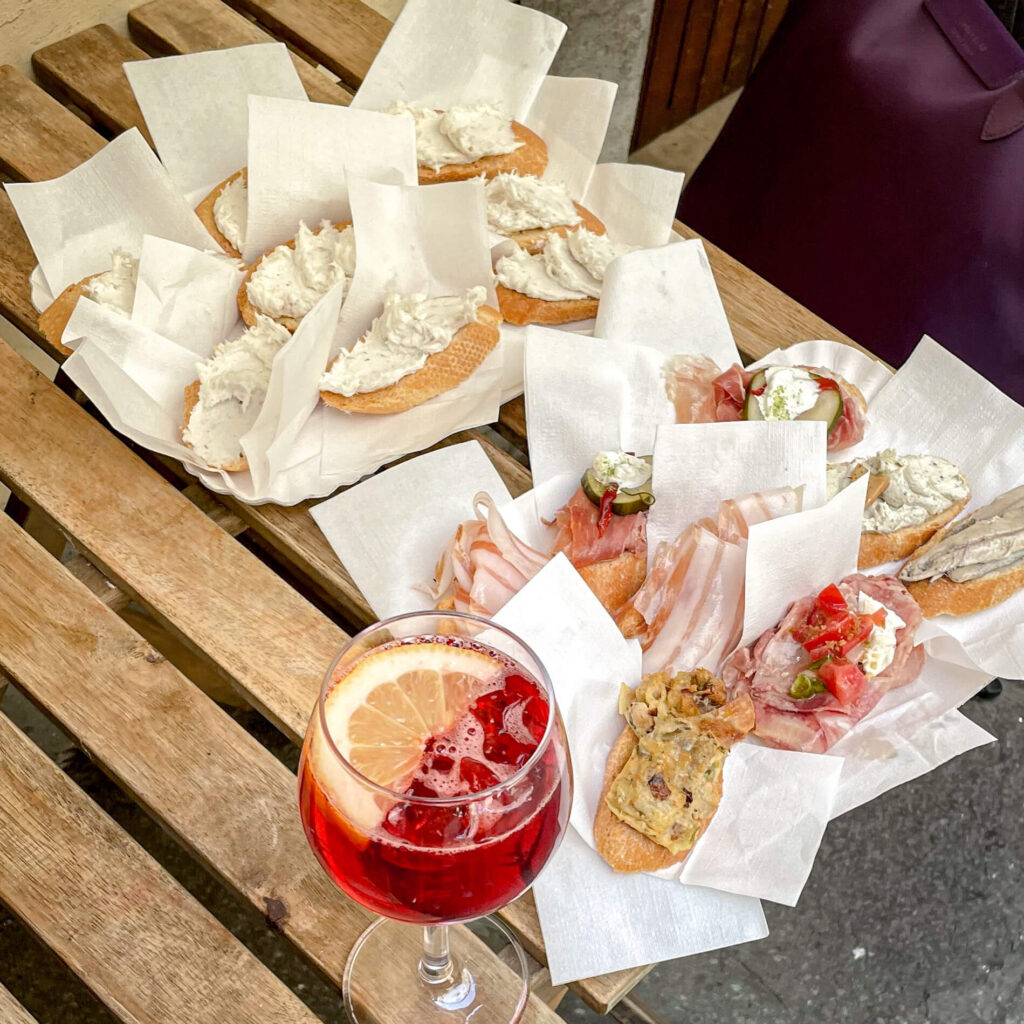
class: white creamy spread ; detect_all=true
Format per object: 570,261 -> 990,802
85,249 -> 138,316
856,593 -> 905,677
592,451 -> 652,490
485,173 -> 580,234
184,314 -> 291,467
319,286 -> 486,397
213,174 -> 247,252
755,366 -> 821,420
827,450 -> 969,534
246,221 -> 355,320
383,101 -> 521,170
495,228 -> 635,301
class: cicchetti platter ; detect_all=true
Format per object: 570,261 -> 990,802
7,0 -> 1024,988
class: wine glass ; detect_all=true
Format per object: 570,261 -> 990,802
298,610 -> 573,1023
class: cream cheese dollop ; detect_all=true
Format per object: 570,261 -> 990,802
319,286 -> 486,397
856,593 -> 905,677
592,451 -> 652,490
827,450 -> 969,534
86,249 -> 138,316
495,246 -> 587,301
543,233 -> 602,298
485,173 -> 580,234
755,366 -> 821,420
246,221 -> 355,320
213,175 -> 247,252
184,314 -> 291,468
384,101 -> 522,170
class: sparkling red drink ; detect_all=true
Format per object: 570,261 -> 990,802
299,635 -> 572,924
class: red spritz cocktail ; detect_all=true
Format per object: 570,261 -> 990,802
297,612 -> 572,1023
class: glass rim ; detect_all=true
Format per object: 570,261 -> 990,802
315,609 -> 559,807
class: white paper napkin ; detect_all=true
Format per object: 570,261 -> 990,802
123,44 -> 308,205
594,240 -> 738,364
243,96 -> 418,263
582,163 -> 685,248
350,0 -> 565,121
5,130 -> 213,297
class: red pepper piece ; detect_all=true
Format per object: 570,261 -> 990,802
816,376 -> 840,391
597,486 -> 617,536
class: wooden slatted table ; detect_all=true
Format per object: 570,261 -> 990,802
0,2 -> 873,1021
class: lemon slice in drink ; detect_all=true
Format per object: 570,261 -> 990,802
313,642 -> 505,831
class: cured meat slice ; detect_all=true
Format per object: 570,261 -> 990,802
663,354 -> 721,423
549,487 -> 647,568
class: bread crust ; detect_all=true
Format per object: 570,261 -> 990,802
38,275 -> 101,355
417,121 -> 547,184
238,220 -> 352,332
578,552 -> 647,620
319,305 -> 502,415
195,168 -> 246,258
495,283 -> 598,326
507,203 -> 606,254
181,379 -> 249,473
859,495 -> 971,569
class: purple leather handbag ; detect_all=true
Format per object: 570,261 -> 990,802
679,0 -> 1024,402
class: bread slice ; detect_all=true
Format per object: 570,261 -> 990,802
38,275 -> 101,355
238,220 -> 352,332
858,495 -> 970,569
496,283 -> 598,326
904,564 -> 1024,617
418,121 -> 547,184
181,379 -> 249,473
578,552 -> 647,620
320,305 -> 502,415
195,168 -> 246,258
507,203 -> 606,254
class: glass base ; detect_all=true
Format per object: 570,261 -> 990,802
343,916 -> 529,1024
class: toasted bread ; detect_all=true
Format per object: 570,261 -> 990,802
418,122 -> 547,184
238,220 -> 352,332
859,495 -> 971,569
903,564 -> 1024,617
38,275 -> 101,355
507,203 -> 606,254
495,283 -> 598,326
195,168 -> 246,258
320,305 -> 502,415
578,552 -> 647,620
181,379 -> 249,473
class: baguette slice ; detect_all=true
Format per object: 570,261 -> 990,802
181,379 -> 249,473
238,220 -> 352,332
507,203 -> 606,254
195,168 -> 246,258
496,283 -> 598,326
38,275 -> 101,355
320,305 -> 502,415
578,552 -> 647,622
859,495 -> 970,569
418,122 -> 547,184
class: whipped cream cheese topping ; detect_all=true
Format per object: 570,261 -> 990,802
856,593 -> 905,677
592,451 -> 652,490
384,101 -> 522,170
184,314 -> 291,467
213,175 -> 247,252
755,366 -> 821,420
86,249 -> 138,316
485,173 -> 580,234
495,228 -> 635,301
246,221 -> 355,320
320,286 -> 486,397
827,450 -> 969,534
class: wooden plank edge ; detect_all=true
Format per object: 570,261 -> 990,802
0,982 -> 40,1024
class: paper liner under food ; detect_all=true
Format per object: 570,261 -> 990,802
594,239 -> 738,363
582,162 -> 684,248
350,0 -> 565,121
123,43 -> 308,206
524,329 -> 676,517
5,130 -> 213,298
840,336 -> 1024,679
243,96 -> 418,263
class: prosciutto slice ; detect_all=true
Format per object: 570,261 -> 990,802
548,487 -> 647,568
430,493 -> 550,616
663,356 -> 867,452
722,573 -> 925,753
625,486 -> 802,676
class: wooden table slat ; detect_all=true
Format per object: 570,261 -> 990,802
127,0 -> 352,105
0,513 -> 562,1023
223,0 -> 390,88
0,193 -> 55,356
0,710 -> 324,1024
32,25 -> 154,144
0,983 -> 40,1024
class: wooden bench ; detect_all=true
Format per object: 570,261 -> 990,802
0,2 -> 865,1020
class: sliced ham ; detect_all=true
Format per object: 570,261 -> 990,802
664,354 -> 722,423
431,493 -> 549,617
722,573 -> 925,753
549,487 -> 647,569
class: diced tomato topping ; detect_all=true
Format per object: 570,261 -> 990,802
597,486 -> 617,537
837,616 -> 874,657
818,659 -> 866,704
814,583 -> 847,615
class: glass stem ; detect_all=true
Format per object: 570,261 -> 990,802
419,925 -> 454,985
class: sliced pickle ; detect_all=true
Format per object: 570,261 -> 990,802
581,468 -> 606,506
748,369 -> 767,392
580,468 -> 655,515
